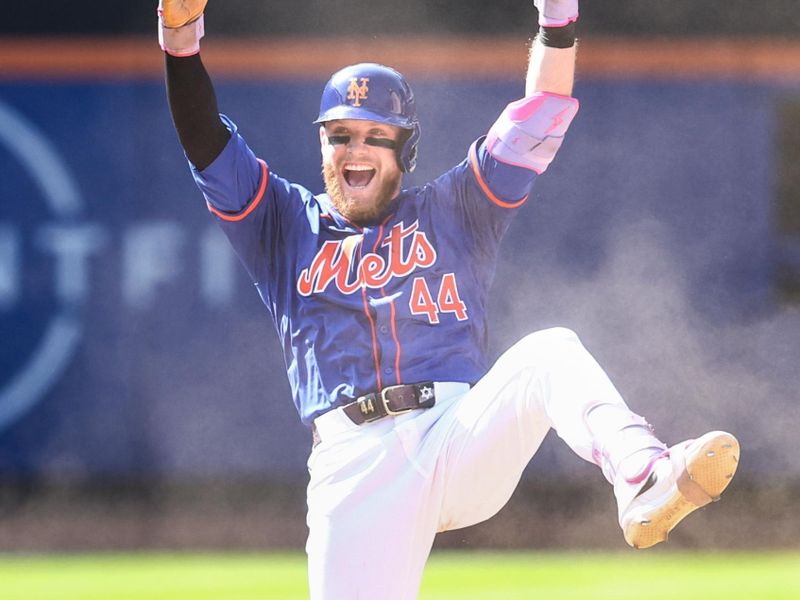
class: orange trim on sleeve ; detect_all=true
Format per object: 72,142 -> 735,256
206,159 -> 269,222
468,142 -> 528,210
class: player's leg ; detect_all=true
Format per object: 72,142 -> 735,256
434,327 -> 738,547
305,400 -> 455,600
433,326 -> 629,530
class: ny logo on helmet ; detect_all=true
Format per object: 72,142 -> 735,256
346,77 -> 369,107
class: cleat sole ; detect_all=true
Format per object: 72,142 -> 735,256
623,431 -> 739,549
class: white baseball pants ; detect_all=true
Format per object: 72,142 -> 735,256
306,327 -> 634,599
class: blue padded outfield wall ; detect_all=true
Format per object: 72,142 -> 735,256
1,74 -> 799,480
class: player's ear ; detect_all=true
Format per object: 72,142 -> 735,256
319,125 -> 328,150
319,125 -> 337,162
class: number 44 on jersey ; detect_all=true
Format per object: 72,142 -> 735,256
409,273 -> 467,324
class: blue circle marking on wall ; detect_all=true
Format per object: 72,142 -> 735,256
0,99 -> 83,432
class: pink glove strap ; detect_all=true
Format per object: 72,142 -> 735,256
159,14 -> 205,57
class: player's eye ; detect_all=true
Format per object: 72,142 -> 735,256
365,137 -> 397,149
328,135 -> 350,145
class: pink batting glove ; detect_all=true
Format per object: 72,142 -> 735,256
534,0 -> 579,27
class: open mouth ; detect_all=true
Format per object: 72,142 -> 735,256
343,164 -> 376,188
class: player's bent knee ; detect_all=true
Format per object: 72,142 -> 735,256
500,327 -> 583,368
515,327 -> 580,352
537,326 -> 580,342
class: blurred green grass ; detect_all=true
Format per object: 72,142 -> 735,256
0,551 -> 797,599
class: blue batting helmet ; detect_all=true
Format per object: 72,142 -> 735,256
315,63 -> 421,173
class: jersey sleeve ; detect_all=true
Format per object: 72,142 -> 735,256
426,137 -> 538,250
191,114 -> 263,214
189,114 -> 304,293
469,136 -> 538,209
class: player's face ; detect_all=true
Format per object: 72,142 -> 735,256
320,119 -> 403,225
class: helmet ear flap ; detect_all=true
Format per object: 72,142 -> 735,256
399,122 -> 421,173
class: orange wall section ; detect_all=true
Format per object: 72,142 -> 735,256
1,36 -> 800,81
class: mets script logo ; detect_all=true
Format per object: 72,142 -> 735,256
297,220 -> 436,296
346,77 -> 370,107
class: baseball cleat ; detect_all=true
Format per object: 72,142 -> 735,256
616,431 -> 740,549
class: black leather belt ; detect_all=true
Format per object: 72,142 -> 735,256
311,382 -> 443,446
342,382 -> 437,424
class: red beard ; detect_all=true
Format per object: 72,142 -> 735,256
322,161 -> 401,225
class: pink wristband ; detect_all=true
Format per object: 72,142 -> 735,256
158,14 -> 205,57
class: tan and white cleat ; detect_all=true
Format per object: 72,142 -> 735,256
616,431 -> 740,549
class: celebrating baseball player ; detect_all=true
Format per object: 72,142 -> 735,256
159,0 -> 740,597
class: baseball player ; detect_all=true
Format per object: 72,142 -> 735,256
159,1 -> 740,598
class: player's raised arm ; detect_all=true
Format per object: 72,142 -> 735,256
481,1 -> 579,178
159,0 -> 230,170
527,0 -> 578,95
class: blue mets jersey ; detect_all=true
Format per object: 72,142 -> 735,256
192,115 -> 538,426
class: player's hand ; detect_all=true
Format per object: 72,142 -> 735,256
534,0 -> 579,27
158,0 -> 207,56
159,0 -> 208,29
